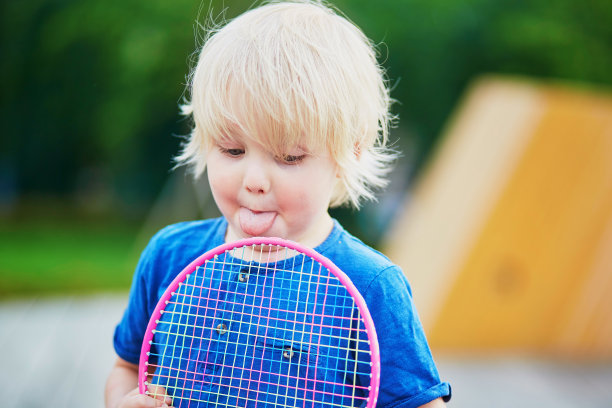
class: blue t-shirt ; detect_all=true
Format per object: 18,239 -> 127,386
114,217 -> 451,407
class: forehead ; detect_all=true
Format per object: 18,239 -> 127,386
208,86 -> 323,154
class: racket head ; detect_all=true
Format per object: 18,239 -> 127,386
139,236 -> 380,407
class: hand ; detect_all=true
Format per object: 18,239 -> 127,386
117,386 -> 173,408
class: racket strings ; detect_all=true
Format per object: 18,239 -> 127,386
149,380 -> 368,408
148,330 -> 368,360
147,354 -> 370,399
177,279 -> 357,312
156,301 -> 368,342
146,351 -> 370,405
145,243 -> 373,407
181,266 -> 357,305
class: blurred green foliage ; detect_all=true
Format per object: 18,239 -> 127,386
335,0 -> 612,164
1,0 -> 611,214
0,215 -> 139,296
1,0 -> 611,294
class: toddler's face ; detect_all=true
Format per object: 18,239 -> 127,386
206,129 -> 338,248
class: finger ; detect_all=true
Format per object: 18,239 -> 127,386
146,385 -> 173,406
119,391 -> 172,408
140,394 -> 171,407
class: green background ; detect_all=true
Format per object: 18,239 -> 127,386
1,0 -> 611,296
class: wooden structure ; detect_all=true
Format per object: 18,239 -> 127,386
384,76 -> 612,358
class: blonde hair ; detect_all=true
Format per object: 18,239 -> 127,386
177,0 -> 396,208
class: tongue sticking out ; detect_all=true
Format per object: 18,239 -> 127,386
239,208 -> 277,236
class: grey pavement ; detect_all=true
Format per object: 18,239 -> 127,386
1,294 -> 611,408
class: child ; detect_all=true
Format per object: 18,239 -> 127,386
105,1 -> 451,407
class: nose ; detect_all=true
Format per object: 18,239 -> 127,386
242,155 -> 271,194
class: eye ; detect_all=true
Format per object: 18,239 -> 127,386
219,146 -> 244,157
278,154 -> 306,165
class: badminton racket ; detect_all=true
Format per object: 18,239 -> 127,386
139,237 -> 380,407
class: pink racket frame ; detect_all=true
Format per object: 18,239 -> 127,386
139,236 -> 381,407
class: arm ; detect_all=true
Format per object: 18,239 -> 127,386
105,357 -> 172,408
362,266 -> 452,405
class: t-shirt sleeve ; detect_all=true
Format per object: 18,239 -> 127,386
364,266 -> 451,407
113,233 -> 164,364
112,219 -> 224,365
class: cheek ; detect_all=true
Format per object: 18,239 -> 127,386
278,170 -> 335,212
207,159 -> 237,203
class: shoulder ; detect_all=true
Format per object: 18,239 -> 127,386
149,217 -> 225,246
318,221 -> 408,296
139,217 -> 227,276
147,218 -> 225,254
113,217 -> 228,364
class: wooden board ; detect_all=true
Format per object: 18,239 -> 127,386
384,76 -> 612,357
